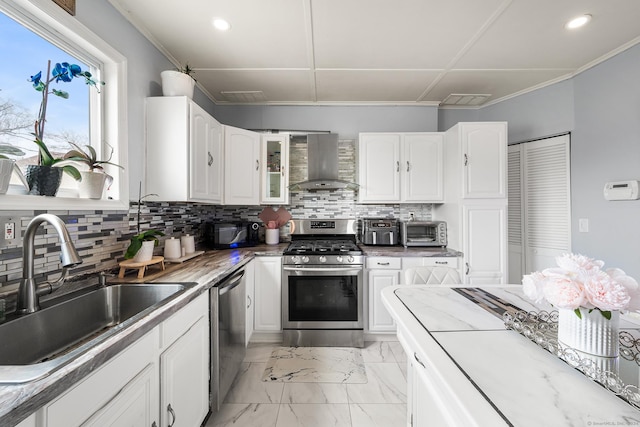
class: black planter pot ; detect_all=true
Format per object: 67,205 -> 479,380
25,165 -> 63,196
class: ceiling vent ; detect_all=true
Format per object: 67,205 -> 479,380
442,93 -> 491,106
220,90 -> 267,102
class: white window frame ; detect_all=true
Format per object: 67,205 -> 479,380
0,0 -> 129,210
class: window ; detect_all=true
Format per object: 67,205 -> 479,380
0,0 -> 128,209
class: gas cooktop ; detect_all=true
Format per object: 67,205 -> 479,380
285,239 -> 361,255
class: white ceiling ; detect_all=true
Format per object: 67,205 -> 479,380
110,0 -> 640,107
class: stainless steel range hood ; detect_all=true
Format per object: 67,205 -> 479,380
289,133 -> 358,191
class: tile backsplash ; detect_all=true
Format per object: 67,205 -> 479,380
0,138 -> 432,289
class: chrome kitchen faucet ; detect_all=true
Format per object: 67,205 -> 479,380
16,214 -> 83,314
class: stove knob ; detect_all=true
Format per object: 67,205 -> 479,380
302,256 -> 310,263
319,256 -> 327,263
336,256 -> 343,263
347,256 -> 355,263
291,256 -> 301,264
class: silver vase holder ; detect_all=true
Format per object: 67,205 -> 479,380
503,310 -> 640,409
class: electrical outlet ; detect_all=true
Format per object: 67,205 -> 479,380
579,218 -> 589,233
0,216 -> 18,248
4,222 -> 14,240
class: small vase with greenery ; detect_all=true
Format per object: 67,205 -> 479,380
64,142 -> 123,199
161,62 -> 196,98
27,60 -> 104,196
124,229 -> 165,261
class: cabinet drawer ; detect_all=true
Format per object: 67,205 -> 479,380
366,257 -> 402,269
161,292 -> 208,350
422,257 -> 459,268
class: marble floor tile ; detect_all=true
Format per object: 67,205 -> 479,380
245,343 -> 278,362
398,362 -> 407,380
388,341 -> 407,363
361,341 -> 397,363
281,383 -> 349,404
347,363 -> 407,404
263,347 -> 367,383
275,404 -> 351,427
224,362 -> 284,404
205,403 -> 279,427
349,403 -> 407,427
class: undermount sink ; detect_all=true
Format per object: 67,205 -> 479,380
0,282 -> 195,384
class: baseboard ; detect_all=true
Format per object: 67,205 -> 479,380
249,331 -> 283,343
364,332 -> 399,342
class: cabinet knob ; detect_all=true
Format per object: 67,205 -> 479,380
396,161 -> 400,172
256,160 -> 260,171
167,404 -> 176,427
464,153 -> 469,166
247,294 -> 252,308
207,151 -> 214,166
465,262 -> 470,275
406,161 -> 410,172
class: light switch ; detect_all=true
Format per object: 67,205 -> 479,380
579,218 -> 589,233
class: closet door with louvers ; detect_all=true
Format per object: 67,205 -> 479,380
507,145 -> 524,283
523,134 -> 571,274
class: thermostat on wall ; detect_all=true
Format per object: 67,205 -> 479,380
604,180 -> 640,201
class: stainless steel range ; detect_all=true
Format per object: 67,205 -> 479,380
282,219 -> 364,347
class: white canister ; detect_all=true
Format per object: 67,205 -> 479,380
181,234 -> 195,254
164,237 -> 182,259
265,228 -> 280,245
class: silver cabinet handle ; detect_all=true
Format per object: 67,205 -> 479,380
435,261 -> 448,265
465,262 -> 470,275
247,294 -> 252,309
414,352 -> 426,368
464,153 -> 469,166
377,262 -> 390,266
406,161 -> 410,172
396,161 -> 400,172
167,404 -> 176,427
256,160 -> 260,171
281,165 -> 285,176
208,151 -> 213,166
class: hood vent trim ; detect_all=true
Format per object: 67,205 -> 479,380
288,133 -> 359,192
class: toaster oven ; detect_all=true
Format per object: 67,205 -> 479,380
401,221 -> 447,247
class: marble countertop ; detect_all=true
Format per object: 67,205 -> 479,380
359,245 -> 462,257
0,244 -> 287,426
382,285 -> 640,426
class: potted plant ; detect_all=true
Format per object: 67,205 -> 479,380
124,229 -> 165,262
160,63 -> 196,99
27,60 -> 104,196
64,142 -> 123,199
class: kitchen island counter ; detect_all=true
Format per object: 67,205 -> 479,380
382,285 -> 640,426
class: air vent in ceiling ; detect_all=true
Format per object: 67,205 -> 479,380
220,90 -> 267,102
442,93 -> 491,106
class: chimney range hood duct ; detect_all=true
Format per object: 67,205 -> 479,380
289,134 -> 359,191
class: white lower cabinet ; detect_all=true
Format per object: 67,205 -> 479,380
32,293 -> 209,427
253,256 -> 282,332
366,257 -> 402,332
245,260 -> 255,345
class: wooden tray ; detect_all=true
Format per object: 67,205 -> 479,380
164,250 -> 205,264
118,256 -> 165,279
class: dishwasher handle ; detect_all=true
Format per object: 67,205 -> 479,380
218,270 -> 245,296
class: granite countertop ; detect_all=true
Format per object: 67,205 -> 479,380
0,244 -> 287,426
382,285 -> 640,426
360,244 -> 462,257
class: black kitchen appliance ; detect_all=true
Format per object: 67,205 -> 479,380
204,221 -> 260,249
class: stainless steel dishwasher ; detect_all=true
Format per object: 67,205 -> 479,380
210,266 -> 246,414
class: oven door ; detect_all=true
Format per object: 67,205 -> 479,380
282,265 -> 363,330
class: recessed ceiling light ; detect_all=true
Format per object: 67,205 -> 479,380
566,14 -> 592,29
213,18 -> 231,31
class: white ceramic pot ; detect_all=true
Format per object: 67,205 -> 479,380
558,307 -> 620,357
78,171 -> 109,199
164,237 -> 182,259
265,228 -> 280,245
160,70 -> 195,98
180,234 -> 195,254
133,240 -> 155,262
0,159 -> 14,194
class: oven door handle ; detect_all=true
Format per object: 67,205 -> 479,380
283,266 -> 363,273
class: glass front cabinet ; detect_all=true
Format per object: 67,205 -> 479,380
260,133 -> 290,204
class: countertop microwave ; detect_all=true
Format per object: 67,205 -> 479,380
204,221 -> 260,249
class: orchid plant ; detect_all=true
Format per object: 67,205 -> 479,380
29,60 -> 104,179
523,253 -> 640,319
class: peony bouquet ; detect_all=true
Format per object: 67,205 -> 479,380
522,253 -> 640,319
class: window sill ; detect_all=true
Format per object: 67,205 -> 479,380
0,191 -> 129,211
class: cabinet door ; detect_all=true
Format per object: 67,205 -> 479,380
254,257 -> 282,331
409,359 -> 456,427
358,133 -> 401,203
82,365 -> 158,427
190,102 -> 223,203
401,133 -> 443,202
368,269 -> 401,332
463,202 -> 507,285
245,260 -> 255,345
461,123 -> 507,199
160,316 -> 209,427
224,126 -> 261,205
261,134 -> 289,204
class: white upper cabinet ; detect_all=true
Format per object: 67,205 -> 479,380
224,125 -> 261,205
146,96 -> 223,203
260,133 -> 289,205
358,132 -> 443,203
458,122 -> 507,199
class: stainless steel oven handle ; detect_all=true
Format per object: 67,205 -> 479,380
283,266 -> 363,273
218,270 -> 245,296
